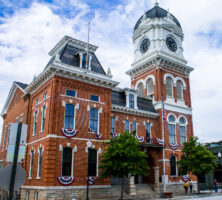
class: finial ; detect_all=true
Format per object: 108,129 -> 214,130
155,0 -> 159,6
107,67 -> 112,78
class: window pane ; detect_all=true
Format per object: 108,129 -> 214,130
147,79 -> 153,94
33,111 -> 37,135
176,81 -> 183,100
132,121 -> 136,135
166,77 -> 173,97
125,120 -> 129,132
169,124 -> 176,144
180,126 -> 186,144
169,115 -> 175,122
88,149 -> 97,176
64,104 -> 75,129
111,117 -> 115,137
129,94 -> 134,109
145,123 -> 151,143
137,83 -> 144,96
89,108 -> 98,132
38,148 -> 42,177
170,156 -> 176,176
179,117 -> 186,124
66,90 -> 76,97
62,148 -> 72,176
90,95 -> 99,102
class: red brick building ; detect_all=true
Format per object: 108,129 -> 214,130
0,3 -> 195,199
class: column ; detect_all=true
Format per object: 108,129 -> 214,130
153,166 -> 160,193
79,52 -> 83,68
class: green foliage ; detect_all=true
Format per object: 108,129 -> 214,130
99,132 -> 149,178
177,136 -> 217,176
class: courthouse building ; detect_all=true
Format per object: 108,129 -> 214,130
0,3 -> 195,199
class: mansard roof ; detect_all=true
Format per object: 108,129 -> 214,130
111,89 -> 158,117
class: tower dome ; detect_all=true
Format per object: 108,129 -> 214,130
134,3 -> 181,31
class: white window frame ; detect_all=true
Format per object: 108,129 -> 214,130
37,148 -> 43,178
167,114 -> 177,144
176,80 -> 184,100
132,121 -> 137,135
170,155 -> 178,177
29,150 -> 34,178
146,78 -> 154,96
64,103 -> 76,130
33,111 -> 37,135
61,147 -> 74,177
41,106 -> 46,132
178,115 -> 188,144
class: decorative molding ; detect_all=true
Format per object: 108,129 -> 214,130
111,104 -> 159,118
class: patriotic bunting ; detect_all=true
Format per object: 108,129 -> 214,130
135,136 -> 144,143
60,128 -> 78,138
57,176 -> 75,185
86,176 -> 97,185
88,128 -> 102,139
169,144 -> 179,150
182,175 -> 190,182
157,138 -> 164,145
113,133 -> 120,138
150,137 -> 154,144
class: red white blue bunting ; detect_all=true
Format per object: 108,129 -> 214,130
88,128 -> 102,139
157,138 -> 164,145
60,128 -> 78,138
182,175 -> 189,182
113,133 -> 120,138
135,136 -> 144,143
57,176 -> 75,185
86,176 -> 97,185
170,144 -> 179,150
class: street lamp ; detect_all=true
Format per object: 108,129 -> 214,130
218,152 -> 222,166
86,140 -> 92,200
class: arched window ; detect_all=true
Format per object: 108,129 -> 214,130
168,115 -> 176,144
179,117 -> 186,144
62,147 -> 72,176
170,155 -> 177,176
132,121 -> 136,135
125,120 -> 129,132
166,77 -> 173,97
147,79 -> 154,95
137,83 -> 144,96
64,104 -> 75,129
176,80 -> 183,100
89,108 -> 98,133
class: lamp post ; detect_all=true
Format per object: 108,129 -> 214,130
86,140 -> 92,200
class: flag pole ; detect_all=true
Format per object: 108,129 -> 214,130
161,96 -> 166,193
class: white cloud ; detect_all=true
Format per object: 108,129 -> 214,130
0,0 -> 222,143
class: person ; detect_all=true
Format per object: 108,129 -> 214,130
189,179 -> 193,193
214,179 -> 218,193
184,181 -> 188,193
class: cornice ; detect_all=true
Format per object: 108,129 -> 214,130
111,104 -> 159,119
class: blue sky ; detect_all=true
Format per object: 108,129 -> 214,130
0,0 -> 222,143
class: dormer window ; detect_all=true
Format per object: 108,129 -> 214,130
129,94 -> 134,109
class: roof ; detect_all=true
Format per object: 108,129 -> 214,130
134,4 -> 181,30
111,90 -> 157,113
14,81 -> 28,90
58,44 -> 106,75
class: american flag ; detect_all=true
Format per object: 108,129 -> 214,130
162,101 -> 167,123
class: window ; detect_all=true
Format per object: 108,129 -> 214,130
111,117 -> 115,138
168,115 -> 176,144
66,90 -> 76,97
129,94 -> 134,109
43,92 -> 47,100
37,148 -> 43,178
166,77 -> 173,97
145,123 -> 151,143
125,120 -> 129,132
26,191 -> 29,200
90,95 -> 99,102
132,121 -> 136,135
34,192 -> 38,200
6,124 -> 11,149
29,150 -> 34,178
137,83 -> 144,96
89,108 -> 98,133
64,104 -> 75,129
20,115 -> 23,122
35,98 -> 39,105
33,111 -> 37,135
41,106 -> 46,131
179,117 -> 186,144
62,147 -> 72,176
88,149 -> 97,176
176,80 -> 183,100
2,126 -> 7,151
170,155 -> 177,176
147,79 -> 154,95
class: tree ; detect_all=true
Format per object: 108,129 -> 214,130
99,132 -> 149,200
177,137 -> 217,193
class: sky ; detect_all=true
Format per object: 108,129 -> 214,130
0,0 -> 222,143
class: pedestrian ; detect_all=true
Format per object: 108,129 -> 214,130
189,179 -> 193,193
214,179 -> 218,193
184,181 -> 188,193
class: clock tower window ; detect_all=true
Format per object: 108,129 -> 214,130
147,79 -> 154,95
137,83 -> 144,96
176,80 -> 183,100
166,77 -> 173,98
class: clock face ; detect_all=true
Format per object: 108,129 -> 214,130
166,37 -> 177,52
140,38 -> 150,54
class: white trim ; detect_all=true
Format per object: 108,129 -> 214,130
175,77 -> 186,90
29,150 -> 34,178
36,147 -> 43,178
164,73 -> 174,85
145,74 -> 156,85
135,80 -> 145,90
21,185 -> 111,190
167,113 -> 177,145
